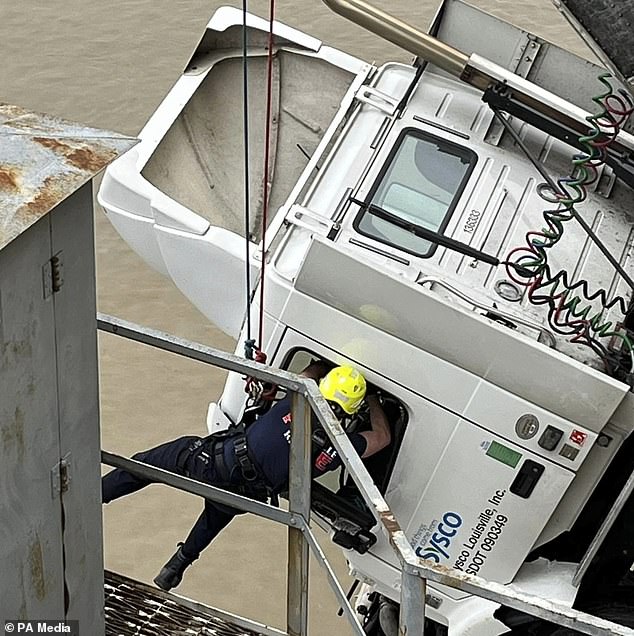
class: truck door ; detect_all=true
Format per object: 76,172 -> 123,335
273,328 -> 580,594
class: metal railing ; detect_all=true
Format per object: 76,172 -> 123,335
98,313 -> 633,636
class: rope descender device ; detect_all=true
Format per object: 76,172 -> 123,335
243,342 -> 278,406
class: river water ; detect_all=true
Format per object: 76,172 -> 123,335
0,1 -> 593,632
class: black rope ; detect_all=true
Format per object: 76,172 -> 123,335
242,0 -> 252,343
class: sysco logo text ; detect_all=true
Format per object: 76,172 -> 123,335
415,512 -> 463,562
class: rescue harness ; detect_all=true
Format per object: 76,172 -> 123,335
177,401 -> 378,554
178,412 -> 333,506
177,424 -> 276,506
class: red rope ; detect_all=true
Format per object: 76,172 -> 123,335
258,0 -> 276,350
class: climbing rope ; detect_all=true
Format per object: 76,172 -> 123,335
242,0 -> 276,367
241,1 -> 279,405
258,0 -> 276,351
242,0 -> 253,354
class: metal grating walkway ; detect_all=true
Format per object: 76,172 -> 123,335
105,571 -> 271,636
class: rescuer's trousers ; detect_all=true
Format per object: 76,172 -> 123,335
101,435 -> 237,559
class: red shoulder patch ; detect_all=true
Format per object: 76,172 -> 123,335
314,451 -> 333,471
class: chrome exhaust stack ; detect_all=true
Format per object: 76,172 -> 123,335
321,0 -> 468,78
321,0 -> 634,184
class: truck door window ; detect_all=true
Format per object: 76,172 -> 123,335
354,129 -> 477,257
281,348 -> 408,495
279,348 -> 409,553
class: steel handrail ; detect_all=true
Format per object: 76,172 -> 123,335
98,313 -> 633,636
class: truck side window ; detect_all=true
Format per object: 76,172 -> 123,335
280,349 -> 409,552
354,129 -> 477,257
281,348 -> 408,495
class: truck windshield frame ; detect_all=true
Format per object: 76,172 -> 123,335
354,127 -> 477,258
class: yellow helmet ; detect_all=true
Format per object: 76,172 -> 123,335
319,366 -> 366,415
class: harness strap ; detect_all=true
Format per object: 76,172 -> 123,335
211,437 -> 232,484
233,433 -> 259,482
176,438 -> 204,476
177,416 -> 284,508
197,429 -> 276,504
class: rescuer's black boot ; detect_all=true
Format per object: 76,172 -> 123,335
153,544 -> 196,591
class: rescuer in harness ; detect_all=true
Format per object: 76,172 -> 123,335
101,363 -> 391,591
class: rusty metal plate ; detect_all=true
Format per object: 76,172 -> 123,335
0,103 -> 136,251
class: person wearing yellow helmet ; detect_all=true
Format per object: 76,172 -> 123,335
315,364 -> 391,459
319,364 -> 367,416
101,360 -> 390,591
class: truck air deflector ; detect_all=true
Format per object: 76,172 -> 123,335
98,7 -> 370,337
154,225 -> 259,338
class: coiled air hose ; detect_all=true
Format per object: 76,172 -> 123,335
505,74 -> 634,379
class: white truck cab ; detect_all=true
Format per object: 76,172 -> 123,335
98,1 -> 634,632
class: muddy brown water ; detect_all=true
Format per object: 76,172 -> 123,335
0,1 -> 593,632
